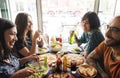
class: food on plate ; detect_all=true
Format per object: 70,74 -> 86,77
78,64 -> 97,77
61,54 -> 84,66
51,43 -> 62,52
48,73 -> 74,78
38,48 -> 48,53
26,63 -> 47,78
39,53 -> 57,65
73,47 -> 81,51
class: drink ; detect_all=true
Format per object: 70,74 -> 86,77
63,56 -> 67,72
56,57 -> 62,73
71,60 -> 77,71
69,30 -> 75,44
44,56 -> 47,67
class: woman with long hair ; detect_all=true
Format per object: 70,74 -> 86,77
0,18 -> 39,78
15,12 -> 43,58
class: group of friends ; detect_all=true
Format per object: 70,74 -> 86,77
0,11 -> 120,78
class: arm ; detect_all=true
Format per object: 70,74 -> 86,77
84,31 -> 104,57
86,50 -> 109,78
18,31 -> 40,56
75,32 -> 86,46
11,68 -> 35,78
75,34 -> 82,46
19,55 -> 39,65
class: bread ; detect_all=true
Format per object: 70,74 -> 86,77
78,64 -> 97,77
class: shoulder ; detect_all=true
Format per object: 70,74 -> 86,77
90,29 -> 104,39
95,41 -> 109,54
91,29 -> 103,35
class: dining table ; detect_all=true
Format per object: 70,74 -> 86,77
27,43 -> 101,78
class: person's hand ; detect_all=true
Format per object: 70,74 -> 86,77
26,55 -> 39,62
37,38 -> 44,47
81,52 -> 88,58
12,68 -> 35,78
100,72 -> 109,78
33,30 -> 41,40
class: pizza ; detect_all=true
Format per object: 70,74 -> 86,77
61,54 -> 85,66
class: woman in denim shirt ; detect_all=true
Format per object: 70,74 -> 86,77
0,18 -> 39,78
75,12 -> 104,58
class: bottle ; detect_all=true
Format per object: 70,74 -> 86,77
71,60 -> 77,74
56,56 -> 62,73
63,56 -> 67,72
44,56 -> 47,67
69,30 -> 75,44
59,34 -> 62,43
51,61 -> 56,73
51,36 -> 56,43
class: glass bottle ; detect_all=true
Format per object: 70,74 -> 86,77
56,56 -> 62,73
63,56 -> 67,72
69,30 -> 75,44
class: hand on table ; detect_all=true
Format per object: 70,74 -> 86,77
12,68 -> 35,78
81,52 -> 88,58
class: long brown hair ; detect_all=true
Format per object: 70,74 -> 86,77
0,18 -> 16,60
15,13 -> 33,46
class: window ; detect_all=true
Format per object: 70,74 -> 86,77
9,0 -> 37,30
98,0 -> 119,36
41,0 -> 95,42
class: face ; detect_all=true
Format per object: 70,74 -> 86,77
4,27 -> 18,49
81,19 -> 90,32
27,16 -> 33,31
105,18 -> 120,46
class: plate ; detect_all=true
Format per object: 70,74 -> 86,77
48,72 -> 75,78
38,48 -> 49,53
77,64 -> 97,78
26,62 -> 48,78
38,53 -> 57,66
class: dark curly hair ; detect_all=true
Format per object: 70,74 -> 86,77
82,11 -> 100,29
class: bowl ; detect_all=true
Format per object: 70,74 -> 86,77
50,43 -> 62,52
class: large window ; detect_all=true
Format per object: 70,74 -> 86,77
1,0 -> 120,42
9,0 -> 37,30
98,0 -> 120,36
41,0 -> 95,42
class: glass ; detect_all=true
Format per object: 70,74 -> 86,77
44,56 -> 47,67
71,60 -> 77,71
107,25 -> 120,33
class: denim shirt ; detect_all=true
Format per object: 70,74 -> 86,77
0,53 -> 20,78
79,29 -> 104,54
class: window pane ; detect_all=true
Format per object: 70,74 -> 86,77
41,0 -> 95,43
115,0 -> 120,16
98,0 -> 116,36
9,0 -> 37,30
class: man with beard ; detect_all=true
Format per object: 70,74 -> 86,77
86,16 -> 120,78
